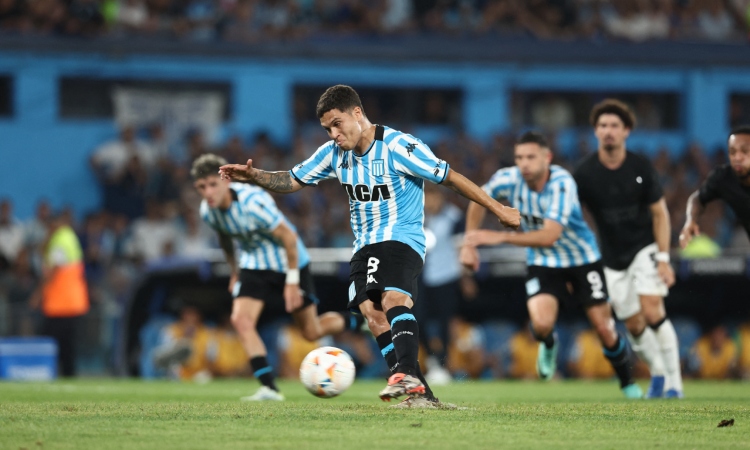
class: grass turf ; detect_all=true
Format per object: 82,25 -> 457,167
1,379 -> 748,449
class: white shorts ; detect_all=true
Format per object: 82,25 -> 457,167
603,243 -> 669,320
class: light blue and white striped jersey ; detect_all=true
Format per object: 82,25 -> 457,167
290,125 -> 449,258
482,165 -> 600,268
199,183 -> 310,272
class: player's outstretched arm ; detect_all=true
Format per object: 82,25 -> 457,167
219,159 -> 305,194
460,201 -> 488,272
467,219 -> 563,249
270,222 -> 304,313
679,190 -> 704,249
443,170 -> 521,229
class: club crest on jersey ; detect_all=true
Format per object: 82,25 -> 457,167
372,159 -> 385,177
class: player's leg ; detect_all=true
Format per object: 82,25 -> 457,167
604,265 -> 665,398
348,245 -> 437,403
576,262 -> 641,398
527,293 -> 559,381
630,244 -> 682,397
231,296 -> 283,401
525,266 -> 565,381
641,295 -> 683,398
290,266 -> 365,341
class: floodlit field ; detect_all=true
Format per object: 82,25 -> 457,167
1,379 -> 748,449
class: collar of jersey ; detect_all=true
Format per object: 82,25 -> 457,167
351,139 -> 376,158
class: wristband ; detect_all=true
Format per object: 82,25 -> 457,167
285,268 -> 300,285
654,252 -> 670,263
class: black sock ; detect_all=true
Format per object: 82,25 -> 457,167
603,335 -> 634,389
531,325 -> 556,349
249,356 -> 278,392
376,331 -> 435,399
376,331 -> 399,373
385,306 -> 420,377
338,311 -> 365,332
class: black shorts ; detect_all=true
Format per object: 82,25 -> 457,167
348,241 -> 423,310
525,261 -> 609,310
233,266 -> 318,311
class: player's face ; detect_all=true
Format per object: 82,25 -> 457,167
194,175 -> 230,208
595,114 -> 630,151
515,143 -> 551,184
728,133 -> 750,179
320,108 -> 364,151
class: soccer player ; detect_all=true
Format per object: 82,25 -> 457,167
218,85 -> 521,405
573,99 -> 682,398
191,154 -> 363,402
461,131 -> 642,399
680,126 -> 750,247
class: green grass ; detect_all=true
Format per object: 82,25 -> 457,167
0,379 -> 748,449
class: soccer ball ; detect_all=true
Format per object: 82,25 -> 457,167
299,346 -> 356,398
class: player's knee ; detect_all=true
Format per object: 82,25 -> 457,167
365,314 -> 389,336
624,314 -> 647,336
230,312 -> 257,335
300,324 -> 321,342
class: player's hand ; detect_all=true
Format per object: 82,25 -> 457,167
465,229 -> 508,247
657,261 -> 675,288
283,283 -> 304,313
228,272 -> 238,295
497,206 -> 521,230
219,159 -> 256,182
459,243 -> 480,272
678,221 -> 700,249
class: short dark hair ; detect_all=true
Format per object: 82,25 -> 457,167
729,125 -> 750,139
316,85 -> 365,118
590,99 -> 636,130
190,153 -> 228,180
516,130 -> 549,149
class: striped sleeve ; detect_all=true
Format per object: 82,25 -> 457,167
388,133 -> 449,184
242,191 -> 283,232
544,177 -> 577,227
482,168 -> 517,200
290,142 -> 337,186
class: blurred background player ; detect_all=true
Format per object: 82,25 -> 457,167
461,131 -> 642,399
192,154 -> 363,401
218,84 -> 520,407
574,99 -> 682,399
680,126 -> 750,248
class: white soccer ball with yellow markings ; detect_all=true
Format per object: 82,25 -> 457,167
299,346 -> 356,398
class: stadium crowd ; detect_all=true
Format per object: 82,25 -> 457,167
2,90 -> 750,380
0,0 -> 748,43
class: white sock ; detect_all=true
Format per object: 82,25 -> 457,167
627,327 -> 665,377
653,318 -> 683,392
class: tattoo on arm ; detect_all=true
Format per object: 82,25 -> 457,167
253,171 -> 294,193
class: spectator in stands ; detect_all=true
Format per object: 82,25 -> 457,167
0,198 -> 25,271
153,305 -> 213,381
126,199 -> 180,264
29,212 -> 89,377
447,318 -> 486,379
689,324 -> 738,379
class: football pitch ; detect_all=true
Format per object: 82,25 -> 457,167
1,379 -> 748,450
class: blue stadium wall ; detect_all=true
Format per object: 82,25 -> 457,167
2,47 -> 750,219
